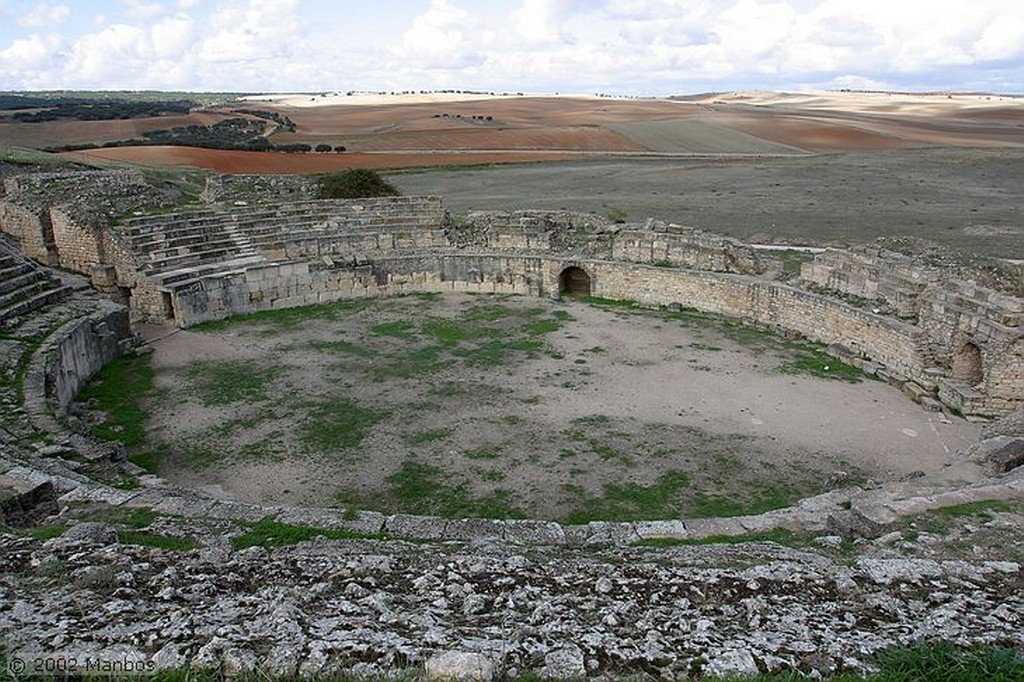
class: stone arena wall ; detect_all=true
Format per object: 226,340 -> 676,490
0,201 -> 53,264
1,178 -> 1020,416
591,262 -> 930,384
170,253 -> 931,389
19,302 -> 132,428
45,304 -> 132,414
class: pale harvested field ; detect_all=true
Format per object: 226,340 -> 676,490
143,294 -> 978,522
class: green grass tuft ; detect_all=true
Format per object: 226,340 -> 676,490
186,360 -> 281,406
584,296 -> 640,308
778,346 -> 863,382
231,518 -> 379,550
300,397 -> 390,452
118,531 -> 198,551
566,471 -> 692,524
308,339 -> 378,357
370,320 -> 417,340
382,459 -> 525,519
407,428 -> 453,445
76,352 -> 155,447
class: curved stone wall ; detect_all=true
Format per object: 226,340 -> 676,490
2,182 -> 1020,415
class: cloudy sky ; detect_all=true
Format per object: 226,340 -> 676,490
1,0 -> 1022,94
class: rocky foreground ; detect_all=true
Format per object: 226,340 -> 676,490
2,518 -> 1022,680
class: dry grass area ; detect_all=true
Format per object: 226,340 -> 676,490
135,293 -> 979,522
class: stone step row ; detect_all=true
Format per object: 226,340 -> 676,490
0,284 -> 71,326
137,234 -> 259,262
246,222 -> 445,246
0,274 -> 52,309
126,217 -> 439,259
141,247 -> 262,276
128,211 -> 441,244
121,198 -> 440,236
0,265 -> 36,295
150,255 -> 268,288
128,222 -> 439,273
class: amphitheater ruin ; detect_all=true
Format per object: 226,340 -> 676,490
1,168 -> 1022,678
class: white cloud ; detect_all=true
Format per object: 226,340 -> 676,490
61,23 -> 149,86
118,0 -> 167,20
511,0 -> 564,44
195,0 -> 300,64
150,13 -> 193,58
830,73 -> 890,91
0,32 -> 64,88
400,0 -> 475,66
1,0 -> 1023,93
16,1 -> 69,29
0,32 -> 61,68
972,11 -> 1024,62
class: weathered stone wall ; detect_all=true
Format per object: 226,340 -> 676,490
170,253 -> 930,389
0,201 -> 53,264
0,170 -> 171,268
50,208 -> 104,273
612,221 -> 770,275
454,212 -> 771,276
454,211 -> 610,254
172,254 -> 549,327
201,174 -> 318,203
591,261 -> 930,383
43,303 -> 132,415
2,169 -> 1019,415
918,280 -> 1024,415
801,247 -> 942,317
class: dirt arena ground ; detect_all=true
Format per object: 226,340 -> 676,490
140,294 -> 979,523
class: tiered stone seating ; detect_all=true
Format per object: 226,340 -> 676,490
232,198 -> 447,258
118,210 -> 266,289
118,198 -> 446,289
0,241 -> 70,327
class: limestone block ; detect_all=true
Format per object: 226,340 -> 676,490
425,651 -> 496,682
634,519 -> 688,540
0,477 -> 57,527
563,521 -> 639,546
385,513 -> 449,540
964,436 -> 1024,475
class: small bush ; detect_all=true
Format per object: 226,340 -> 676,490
316,169 -> 399,199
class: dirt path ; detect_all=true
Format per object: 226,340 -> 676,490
142,294 -> 979,521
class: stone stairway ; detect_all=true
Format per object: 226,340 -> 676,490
0,236 -> 70,328
116,197 -> 447,289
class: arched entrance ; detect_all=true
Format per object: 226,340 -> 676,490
558,266 -> 591,298
952,341 -> 983,386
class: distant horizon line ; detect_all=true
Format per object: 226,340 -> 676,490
1,87 -> 1022,98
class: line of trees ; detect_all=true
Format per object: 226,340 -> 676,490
45,116 -> 348,154
5,97 -> 196,121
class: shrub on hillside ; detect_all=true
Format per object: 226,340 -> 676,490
316,169 -> 399,199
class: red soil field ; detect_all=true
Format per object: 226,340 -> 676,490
60,146 -> 580,173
